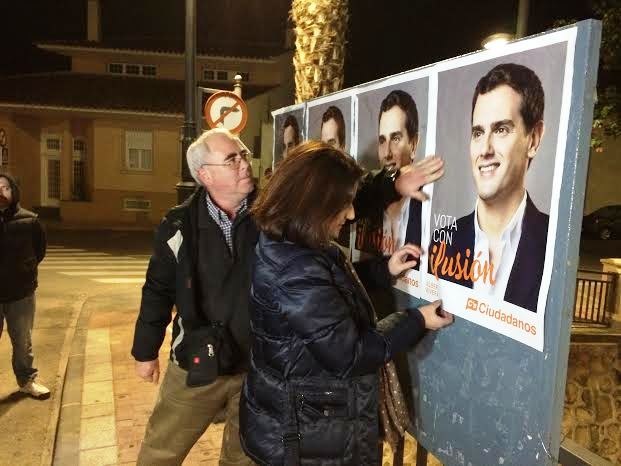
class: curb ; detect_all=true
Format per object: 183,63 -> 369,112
39,294 -> 88,466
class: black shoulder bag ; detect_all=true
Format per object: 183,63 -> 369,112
185,322 -> 226,387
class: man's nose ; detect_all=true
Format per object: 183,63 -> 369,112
479,133 -> 494,157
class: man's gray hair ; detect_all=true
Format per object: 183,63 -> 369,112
186,128 -> 243,184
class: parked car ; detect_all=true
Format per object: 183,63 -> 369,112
582,205 -> 621,240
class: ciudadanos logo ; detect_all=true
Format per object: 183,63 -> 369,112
465,297 -> 536,335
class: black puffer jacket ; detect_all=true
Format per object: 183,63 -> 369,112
240,233 -> 426,466
0,174 -> 46,303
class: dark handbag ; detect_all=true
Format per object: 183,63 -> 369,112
185,324 -> 222,387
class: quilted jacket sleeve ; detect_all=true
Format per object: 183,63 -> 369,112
278,254 -> 425,377
131,218 -> 177,362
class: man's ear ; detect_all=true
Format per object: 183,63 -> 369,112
197,166 -> 211,187
527,120 -> 545,160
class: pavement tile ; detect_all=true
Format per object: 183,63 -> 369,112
82,380 -> 114,405
117,419 -> 133,428
84,353 -> 112,365
118,445 -> 138,463
79,445 -> 118,466
82,402 -> 115,419
83,363 -> 113,383
79,415 -> 117,450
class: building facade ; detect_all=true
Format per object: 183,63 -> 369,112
0,1 -> 294,228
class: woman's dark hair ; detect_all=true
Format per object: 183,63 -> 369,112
252,141 -> 363,248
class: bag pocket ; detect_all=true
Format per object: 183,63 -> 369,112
185,326 -> 221,387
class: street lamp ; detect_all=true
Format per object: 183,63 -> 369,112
482,32 -> 514,50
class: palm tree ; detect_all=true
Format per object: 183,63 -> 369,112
290,0 -> 349,102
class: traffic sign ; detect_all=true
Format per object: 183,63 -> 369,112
203,91 -> 248,134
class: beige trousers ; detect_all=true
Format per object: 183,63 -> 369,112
137,362 -> 253,466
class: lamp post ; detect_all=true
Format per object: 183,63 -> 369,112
515,0 -> 530,39
176,0 -> 198,204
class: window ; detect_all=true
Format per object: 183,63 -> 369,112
125,131 -> 153,171
41,135 -> 61,204
108,63 -> 157,77
72,138 -> 87,201
46,138 -> 61,152
125,64 -> 140,75
142,65 -> 157,76
123,198 -> 151,211
203,68 -> 232,82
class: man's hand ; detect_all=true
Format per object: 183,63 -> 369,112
388,243 -> 422,276
418,300 -> 454,330
395,156 -> 445,202
135,359 -> 160,384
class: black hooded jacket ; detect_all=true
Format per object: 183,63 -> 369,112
0,174 -> 47,303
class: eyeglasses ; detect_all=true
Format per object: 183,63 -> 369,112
200,151 -> 251,169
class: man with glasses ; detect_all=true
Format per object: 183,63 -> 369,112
132,127 -> 441,465
132,128 -> 256,465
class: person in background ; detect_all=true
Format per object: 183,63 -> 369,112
0,173 -> 49,399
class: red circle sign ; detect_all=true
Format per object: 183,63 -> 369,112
204,91 -> 248,134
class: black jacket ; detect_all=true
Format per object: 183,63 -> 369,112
430,194 -> 549,312
131,188 -> 258,372
131,170 -> 403,372
0,174 -> 46,303
240,234 -> 426,465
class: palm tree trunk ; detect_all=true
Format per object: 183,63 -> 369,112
291,0 -> 349,103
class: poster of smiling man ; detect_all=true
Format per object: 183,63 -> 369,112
272,103 -> 305,167
306,93 -> 355,248
419,33 -> 574,351
306,93 -> 353,153
352,73 -> 430,297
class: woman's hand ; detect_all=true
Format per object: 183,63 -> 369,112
388,243 -> 422,276
418,300 -> 454,330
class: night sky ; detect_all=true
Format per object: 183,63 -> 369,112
0,0 -> 597,85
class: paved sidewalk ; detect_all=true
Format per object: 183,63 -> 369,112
51,288 -> 440,466
53,290 -> 226,465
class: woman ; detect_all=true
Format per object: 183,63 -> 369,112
240,141 -> 453,465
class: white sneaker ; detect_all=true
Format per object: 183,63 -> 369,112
19,381 -> 51,398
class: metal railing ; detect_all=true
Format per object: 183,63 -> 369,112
573,269 -> 617,326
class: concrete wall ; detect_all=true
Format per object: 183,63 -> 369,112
0,109 -> 184,227
92,118 -> 180,193
0,115 -> 42,209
